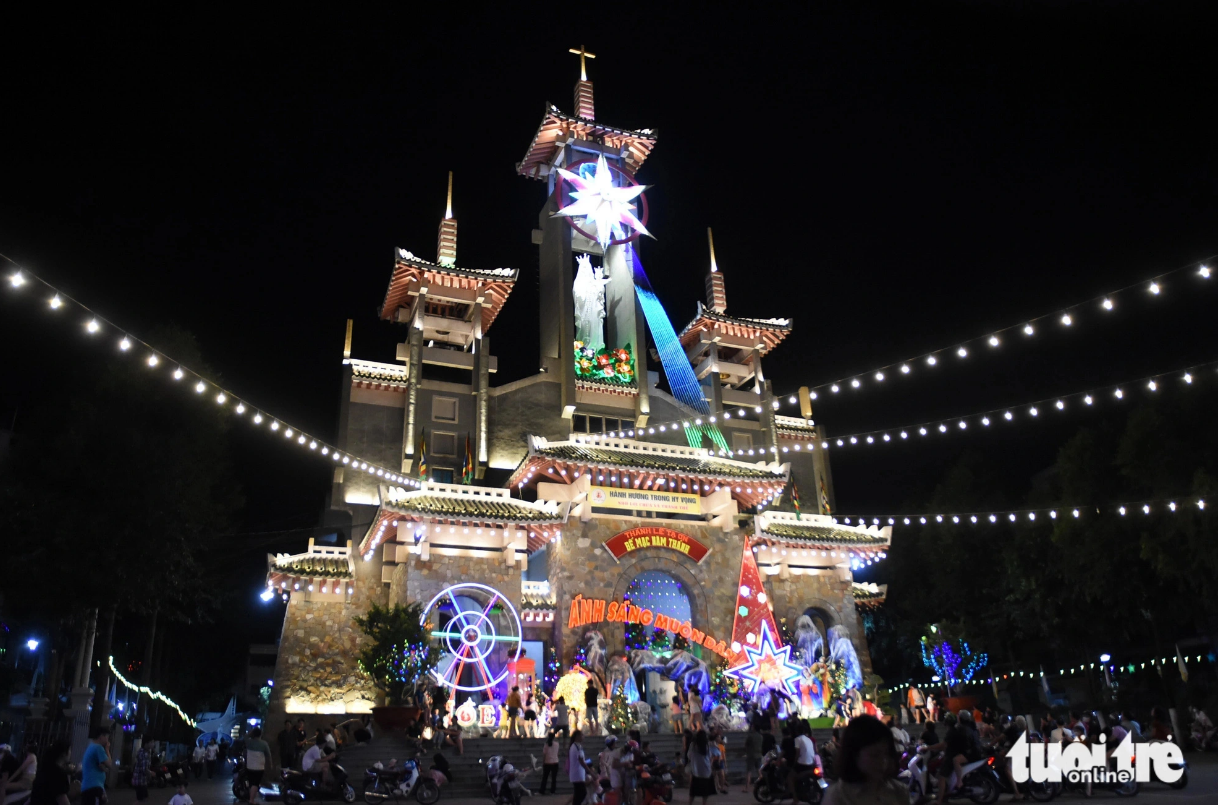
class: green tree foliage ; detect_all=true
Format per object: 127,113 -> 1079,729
607,688 -> 633,733
874,391 -> 1218,680
353,602 -> 441,705
3,326 -> 241,621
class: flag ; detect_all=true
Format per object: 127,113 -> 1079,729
819,478 -> 832,515
417,434 -> 428,481
462,434 -> 475,484
790,481 -> 801,519
1039,665 -> 1051,698
1177,644 -> 1189,683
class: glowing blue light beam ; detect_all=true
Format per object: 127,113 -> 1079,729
630,247 -> 728,452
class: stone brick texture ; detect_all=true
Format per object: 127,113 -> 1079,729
269,514 -> 872,716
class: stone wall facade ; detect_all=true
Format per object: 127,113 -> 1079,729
548,516 -> 744,667
268,516 -> 875,717
267,554 -> 387,721
766,567 -> 873,677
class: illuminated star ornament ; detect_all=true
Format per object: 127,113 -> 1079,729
726,621 -> 802,696
555,155 -> 653,250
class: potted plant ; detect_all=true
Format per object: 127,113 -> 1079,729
354,602 -> 440,730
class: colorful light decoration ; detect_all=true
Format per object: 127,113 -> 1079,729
555,155 -> 652,250
726,621 -> 802,697
108,656 -> 196,727
920,634 -> 987,688
630,247 -> 729,452
420,582 -> 522,693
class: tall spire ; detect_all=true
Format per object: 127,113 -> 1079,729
569,45 -> 596,120
705,227 -> 727,313
437,171 -> 457,266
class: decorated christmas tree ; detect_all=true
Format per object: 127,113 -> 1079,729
728,538 -> 783,662
607,688 -> 633,733
544,646 -> 561,693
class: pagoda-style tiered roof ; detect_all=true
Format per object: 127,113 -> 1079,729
852,582 -> 888,609
679,303 -> 792,355
517,104 -> 658,180
266,539 -> 355,600
359,482 -> 569,558
346,358 -> 409,392
775,415 -> 818,442
510,435 -> 788,510
379,248 -> 518,333
521,580 -> 557,624
754,510 -> 891,550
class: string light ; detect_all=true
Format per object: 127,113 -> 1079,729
809,359 -> 1216,452
832,494 -> 1206,526
886,650 -> 1215,694
109,655 -> 196,727
1,256 -> 424,491
784,254 -> 1213,399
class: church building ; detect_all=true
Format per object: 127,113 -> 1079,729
266,50 -> 889,719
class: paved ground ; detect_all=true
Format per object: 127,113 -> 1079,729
103,752 -> 1218,805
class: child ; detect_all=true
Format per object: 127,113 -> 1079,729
169,782 -> 194,805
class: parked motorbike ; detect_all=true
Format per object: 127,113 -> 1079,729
485,756 -> 531,805
635,756 -> 674,805
904,746 -> 999,804
154,760 -> 189,789
282,756 -> 356,804
233,756 -> 288,802
361,759 -> 440,805
752,749 -> 826,805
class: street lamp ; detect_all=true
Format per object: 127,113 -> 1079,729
1099,653 -> 1112,663
26,639 -> 39,651
259,588 -> 275,602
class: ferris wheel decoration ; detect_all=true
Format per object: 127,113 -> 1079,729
420,582 -> 523,693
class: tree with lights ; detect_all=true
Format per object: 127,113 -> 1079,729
607,688 -> 633,733
920,623 -> 987,695
354,602 -> 441,705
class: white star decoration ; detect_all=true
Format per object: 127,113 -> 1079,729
555,155 -> 653,250
726,621 -> 802,696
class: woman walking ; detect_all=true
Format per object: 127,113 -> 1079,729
541,733 -> 561,795
685,730 -> 719,805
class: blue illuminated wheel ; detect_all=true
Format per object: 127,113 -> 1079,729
420,582 -> 522,693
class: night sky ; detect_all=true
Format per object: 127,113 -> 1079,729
4,4 -> 1218,648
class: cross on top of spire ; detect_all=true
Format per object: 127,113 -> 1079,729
568,45 -> 596,81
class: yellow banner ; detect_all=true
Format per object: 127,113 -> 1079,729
588,485 -> 701,515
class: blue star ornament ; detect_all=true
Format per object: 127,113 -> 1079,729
555,155 -> 653,250
726,622 -> 802,696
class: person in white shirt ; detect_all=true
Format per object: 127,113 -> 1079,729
301,736 -> 333,784
567,730 -> 589,805
168,782 -> 194,805
790,721 -> 822,799
204,741 -> 219,779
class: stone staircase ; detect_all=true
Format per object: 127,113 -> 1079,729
335,729 -> 834,798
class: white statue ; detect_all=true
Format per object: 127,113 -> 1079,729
573,254 -> 609,353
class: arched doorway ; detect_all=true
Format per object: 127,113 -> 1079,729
623,570 -> 693,651
792,605 -> 837,666
623,570 -> 693,711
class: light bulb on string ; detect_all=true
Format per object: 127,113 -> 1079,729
119,337 -> 131,351
173,367 -> 184,380
1023,324 -> 1034,336
86,319 -> 100,334
147,354 -> 158,367
9,272 -> 25,287
1149,282 -> 1161,295
49,295 -> 63,309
